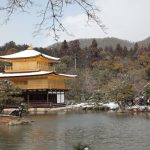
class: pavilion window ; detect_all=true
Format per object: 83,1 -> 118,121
5,63 -> 12,72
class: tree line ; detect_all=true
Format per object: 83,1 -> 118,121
0,40 -> 150,109
54,39 -> 150,109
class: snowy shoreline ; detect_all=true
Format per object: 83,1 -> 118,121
1,102 -> 150,125
3,102 -> 150,115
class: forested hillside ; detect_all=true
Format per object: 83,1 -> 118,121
51,39 -> 150,102
0,38 -> 150,104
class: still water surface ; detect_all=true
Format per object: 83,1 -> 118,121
0,112 -> 150,150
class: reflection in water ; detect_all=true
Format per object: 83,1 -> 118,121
0,112 -> 150,150
0,124 -> 31,150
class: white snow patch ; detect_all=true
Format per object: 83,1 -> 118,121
58,73 -> 77,78
0,71 -> 76,78
103,102 -> 119,110
0,71 -> 52,77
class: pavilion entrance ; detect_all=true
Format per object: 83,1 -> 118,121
22,89 -> 65,108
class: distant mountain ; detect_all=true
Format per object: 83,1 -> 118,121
47,42 -> 62,50
137,37 -> 150,47
47,37 -> 134,50
78,37 -> 134,49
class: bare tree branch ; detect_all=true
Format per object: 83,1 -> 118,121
74,0 -> 106,33
0,0 -> 106,40
0,0 -> 33,23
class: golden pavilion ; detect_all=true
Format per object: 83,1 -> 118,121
0,47 -> 76,106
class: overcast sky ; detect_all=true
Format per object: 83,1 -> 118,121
0,0 -> 150,47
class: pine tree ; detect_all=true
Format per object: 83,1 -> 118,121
68,40 -> 82,69
0,80 -> 23,113
133,42 -> 139,56
115,43 -> 123,56
89,39 -> 100,66
148,43 -> 150,51
91,39 -> 98,48
122,46 -> 128,57
60,40 -> 69,56
144,83 -> 150,99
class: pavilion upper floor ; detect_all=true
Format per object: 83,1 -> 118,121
0,48 -> 60,73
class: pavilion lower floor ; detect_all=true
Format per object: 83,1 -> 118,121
22,89 -> 67,108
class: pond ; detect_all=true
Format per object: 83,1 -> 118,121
0,112 -> 150,150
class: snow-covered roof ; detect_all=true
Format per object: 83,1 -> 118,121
58,73 -> 77,78
0,71 -> 52,77
0,49 -> 60,61
0,71 -> 76,78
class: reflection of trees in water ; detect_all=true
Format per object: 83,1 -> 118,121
0,125 -> 29,150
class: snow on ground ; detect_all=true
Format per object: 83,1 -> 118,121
72,102 -> 119,110
127,105 -> 150,111
103,102 -> 119,110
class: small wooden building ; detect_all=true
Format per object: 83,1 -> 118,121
0,47 -> 76,107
